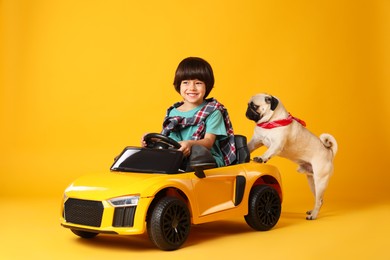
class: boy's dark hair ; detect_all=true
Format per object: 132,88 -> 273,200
173,57 -> 215,98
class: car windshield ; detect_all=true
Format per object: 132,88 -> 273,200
110,147 -> 184,174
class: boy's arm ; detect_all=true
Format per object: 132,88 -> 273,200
178,133 -> 216,156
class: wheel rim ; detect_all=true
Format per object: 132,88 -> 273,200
256,189 -> 280,227
162,203 -> 190,245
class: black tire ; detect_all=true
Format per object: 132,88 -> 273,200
71,229 -> 98,239
147,196 -> 191,251
245,185 -> 281,231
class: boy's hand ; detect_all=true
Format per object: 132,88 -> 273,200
141,133 -> 149,147
178,141 -> 192,157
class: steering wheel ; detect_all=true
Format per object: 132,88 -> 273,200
143,133 -> 181,149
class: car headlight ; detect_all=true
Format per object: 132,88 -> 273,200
108,195 -> 140,207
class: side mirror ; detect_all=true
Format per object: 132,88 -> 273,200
192,163 -> 216,178
189,145 -> 216,178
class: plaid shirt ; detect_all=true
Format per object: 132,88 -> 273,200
161,98 -> 237,166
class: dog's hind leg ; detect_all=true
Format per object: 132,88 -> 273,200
305,174 -> 316,216
305,174 -> 316,196
306,173 -> 330,220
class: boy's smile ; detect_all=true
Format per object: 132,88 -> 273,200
179,79 -> 206,109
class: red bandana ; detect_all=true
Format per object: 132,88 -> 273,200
257,113 -> 306,129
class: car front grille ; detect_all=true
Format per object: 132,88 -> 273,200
113,206 -> 136,227
64,198 -> 104,227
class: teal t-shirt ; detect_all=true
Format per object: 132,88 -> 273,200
168,101 -> 227,167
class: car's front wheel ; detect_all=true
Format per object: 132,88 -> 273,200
245,185 -> 281,231
147,196 -> 191,251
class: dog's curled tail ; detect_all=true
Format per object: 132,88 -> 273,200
320,133 -> 338,156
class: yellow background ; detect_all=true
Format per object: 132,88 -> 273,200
1,0 -> 389,259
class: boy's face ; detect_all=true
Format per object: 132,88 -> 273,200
180,79 -> 206,106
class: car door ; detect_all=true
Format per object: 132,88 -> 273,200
191,165 -> 245,217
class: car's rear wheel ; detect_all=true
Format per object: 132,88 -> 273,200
245,185 -> 281,231
147,196 -> 191,251
71,229 -> 98,238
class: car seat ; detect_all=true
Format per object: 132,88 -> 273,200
234,135 -> 250,164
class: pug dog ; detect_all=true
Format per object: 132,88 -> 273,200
246,93 -> 338,220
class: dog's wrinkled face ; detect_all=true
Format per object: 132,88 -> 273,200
246,94 -> 279,123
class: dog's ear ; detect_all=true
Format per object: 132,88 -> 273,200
265,95 -> 279,111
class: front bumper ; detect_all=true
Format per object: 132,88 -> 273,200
60,196 -> 153,235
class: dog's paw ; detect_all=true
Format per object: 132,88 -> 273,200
253,157 -> 264,163
306,215 -> 316,220
306,210 -> 317,220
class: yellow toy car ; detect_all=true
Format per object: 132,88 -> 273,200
61,134 -> 283,251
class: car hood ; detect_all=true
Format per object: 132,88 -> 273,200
64,171 -> 182,200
